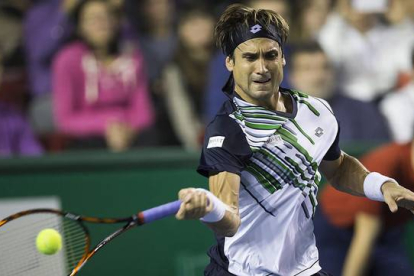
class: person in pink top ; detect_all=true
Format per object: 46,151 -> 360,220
52,0 -> 154,151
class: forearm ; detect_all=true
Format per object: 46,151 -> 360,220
204,172 -> 241,237
327,153 -> 369,196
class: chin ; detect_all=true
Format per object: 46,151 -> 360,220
252,89 -> 274,99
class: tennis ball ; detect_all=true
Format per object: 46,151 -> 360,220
36,228 -> 62,255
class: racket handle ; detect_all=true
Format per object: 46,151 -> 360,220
139,200 -> 181,224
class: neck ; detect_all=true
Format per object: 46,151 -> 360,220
93,47 -> 109,60
235,87 -> 286,112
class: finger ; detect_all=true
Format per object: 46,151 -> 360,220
178,188 -> 195,202
186,191 -> 203,218
398,189 -> 414,203
384,194 -> 399,213
200,192 -> 207,216
194,191 -> 206,217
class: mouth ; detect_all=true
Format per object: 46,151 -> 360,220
253,78 -> 271,84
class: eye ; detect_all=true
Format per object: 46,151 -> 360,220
265,51 -> 278,60
244,55 -> 256,61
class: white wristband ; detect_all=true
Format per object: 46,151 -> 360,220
196,188 -> 227,223
363,172 -> 398,202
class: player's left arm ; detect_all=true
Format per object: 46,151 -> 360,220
320,151 -> 414,213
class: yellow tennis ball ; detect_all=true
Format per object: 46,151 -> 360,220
36,228 -> 62,255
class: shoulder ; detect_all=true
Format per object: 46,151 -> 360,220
206,100 -> 243,136
55,41 -> 88,64
285,88 -> 336,116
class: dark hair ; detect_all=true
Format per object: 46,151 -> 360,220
178,5 -> 214,24
215,4 -> 289,57
290,42 -> 325,58
71,0 -> 121,55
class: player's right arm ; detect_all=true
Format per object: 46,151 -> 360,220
175,111 -> 250,237
176,171 -> 241,237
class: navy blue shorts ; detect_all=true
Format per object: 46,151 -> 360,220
204,259 -> 333,276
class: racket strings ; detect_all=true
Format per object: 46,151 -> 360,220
0,213 -> 88,276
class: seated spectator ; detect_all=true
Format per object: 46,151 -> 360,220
132,0 -> 177,84
380,47 -> 414,143
314,138 -> 414,276
289,42 -> 390,144
25,0 -> 79,134
52,0 -> 154,152
0,2 -> 31,112
162,7 -> 215,150
289,0 -> 333,44
318,0 -> 413,101
0,51 -> 43,157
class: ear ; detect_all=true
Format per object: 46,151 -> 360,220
282,57 -> 286,66
225,56 -> 234,72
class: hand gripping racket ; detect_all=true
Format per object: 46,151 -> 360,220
0,200 -> 181,275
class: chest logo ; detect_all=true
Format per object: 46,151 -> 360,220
207,136 -> 225,148
315,127 -> 324,137
267,134 -> 284,146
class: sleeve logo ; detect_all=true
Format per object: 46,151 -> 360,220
207,136 -> 225,149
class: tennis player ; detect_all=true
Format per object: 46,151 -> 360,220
176,4 -> 414,276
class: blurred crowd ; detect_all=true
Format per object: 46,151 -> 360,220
0,0 -> 414,156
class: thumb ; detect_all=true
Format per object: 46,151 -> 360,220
175,202 -> 186,220
384,194 -> 398,213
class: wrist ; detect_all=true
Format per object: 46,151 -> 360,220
363,172 -> 398,202
195,188 -> 227,223
381,181 -> 399,194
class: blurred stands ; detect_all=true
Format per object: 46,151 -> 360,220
0,0 -> 412,156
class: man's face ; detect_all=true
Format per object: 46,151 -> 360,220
289,51 -> 334,99
226,38 -> 285,103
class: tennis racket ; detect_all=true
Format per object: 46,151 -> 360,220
0,200 -> 181,276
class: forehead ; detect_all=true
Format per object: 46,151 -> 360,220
82,1 -> 108,15
236,38 -> 281,53
293,52 -> 328,64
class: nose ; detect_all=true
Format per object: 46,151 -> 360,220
255,57 -> 268,75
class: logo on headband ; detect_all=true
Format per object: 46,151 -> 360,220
250,24 -> 262,34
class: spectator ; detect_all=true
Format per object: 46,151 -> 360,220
289,42 -> 390,144
315,139 -> 414,276
25,0 -> 79,134
132,0 -> 178,84
52,0 -> 154,152
162,7 -> 215,150
0,2 -> 29,112
380,46 -> 414,143
0,50 -> 43,157
384,0 -> 414,89
289,0 -> 333,44
318,0 -> 413,101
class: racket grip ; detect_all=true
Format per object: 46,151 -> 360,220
140,200 -> 182,224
